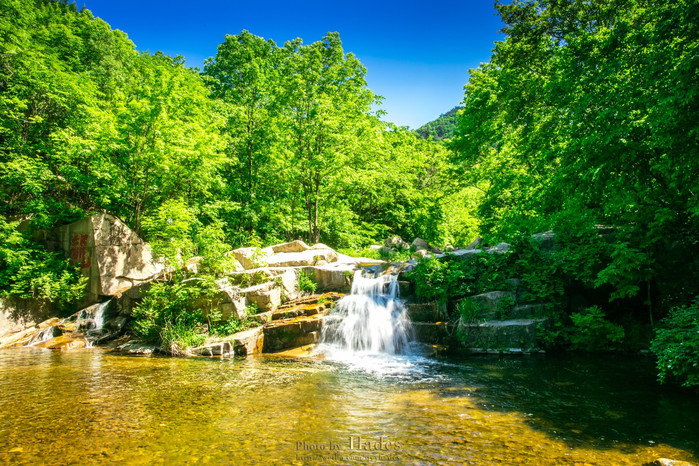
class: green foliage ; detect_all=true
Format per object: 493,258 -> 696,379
297,270 -> 317,293
536,321 -> 572,352
495,295 -> 515,320
511,235 -> 564,303
131,276 -> 218,353
0,218 -> 86,306
651,297 -> 699,388
451,0 -> 699,305
409,253 -> 512,303
457,299 -> 484,323
415,106 -> 461,141
569,306 -> 625,352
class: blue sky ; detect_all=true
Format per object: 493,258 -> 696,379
81,0 -> 504,128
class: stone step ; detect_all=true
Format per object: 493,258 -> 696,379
412,322 -> 455,345
262,315 -> 325,353
407,302 -> 447,322
271,302 -> 328,320
457,318 -> 547,353
230,326 -> 265,356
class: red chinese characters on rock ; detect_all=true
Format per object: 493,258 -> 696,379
70,233 -> 91,269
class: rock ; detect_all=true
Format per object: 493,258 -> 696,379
114,281 -> 151,316
0,327 -> 41,348
413,249 -> 430,258
509,304 -> 553,319
385,236 -> 409,250
271,240 -> 310,253
532,230 -> 555,252
457,318 -> 546,352
407,302 -> 447,322
0,296 -> 56,338
231,326 -> 265,356
450,248 -> 481,259
307,264 -> 353,292
649,459 -> 694,466
191,341 -> 233,357
398,280 -> 412,297
37,317 -> 61,329
466,291 -> 517,319
466,237 -> 483,250
265,248 -> 338,268
243,283 -> 281,311
117,340 -> 158,355
34,334 -> 87,351
411,237 -> 431,251
49,214 -> 164,304
444,245 -> 456,252
412,322 -> 454,345
214,280 -> 248,319
263,315 -> 324,352
231,246 -> 270,270
486,242 -> 511,254
369,244 -> 383,251
277,269 -> 300,301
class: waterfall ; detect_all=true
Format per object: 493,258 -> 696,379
28,326 -> 55,346
320,270 -> 414,355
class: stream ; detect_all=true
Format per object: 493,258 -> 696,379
1,348 -> 697,464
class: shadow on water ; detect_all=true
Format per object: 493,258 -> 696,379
436,352 -> 699,460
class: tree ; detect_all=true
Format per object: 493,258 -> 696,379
279,33 -> 376,243
451,0 -> 699,306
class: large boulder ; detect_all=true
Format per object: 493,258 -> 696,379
49,214 -> 164,304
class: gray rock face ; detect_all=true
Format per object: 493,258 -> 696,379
407,302 -> 447,322
457,318 -> 546,352
50,214 -> 164,305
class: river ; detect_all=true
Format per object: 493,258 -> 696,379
0,348 -> 697,464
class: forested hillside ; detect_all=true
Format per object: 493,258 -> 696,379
415,106 -> 461,141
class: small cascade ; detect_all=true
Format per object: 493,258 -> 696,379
320,270 -> 414,355
22,300 -> 114,349
27,326 -> 55,346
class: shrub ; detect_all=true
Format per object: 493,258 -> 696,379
569,306 -> 624,351
298,270 -> 317,293
132,276 -> 218,353
650,297 -> 699,388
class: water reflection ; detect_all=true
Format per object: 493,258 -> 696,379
0,348 -> 697,465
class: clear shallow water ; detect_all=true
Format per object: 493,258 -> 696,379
0,348 -> 697,465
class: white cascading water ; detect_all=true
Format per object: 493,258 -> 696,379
317,270 -> 424,376
26,300 -> 111,348
321,270 -> 414,354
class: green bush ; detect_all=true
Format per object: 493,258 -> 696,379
569,306 -> 624,351
132,276 -> 218,353
298,270 -> 317,293
650,297 -> 699,388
